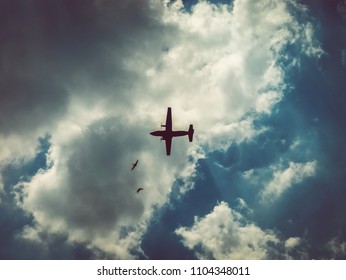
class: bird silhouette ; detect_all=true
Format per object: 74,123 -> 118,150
136,188 -> 144,193
131,159 -> 139,171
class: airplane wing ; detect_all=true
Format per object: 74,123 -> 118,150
165,107 -> 172,131
165,137 -> 172,156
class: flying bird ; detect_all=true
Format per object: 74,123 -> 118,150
136,188 -> 144,193
131,159 -> 139,171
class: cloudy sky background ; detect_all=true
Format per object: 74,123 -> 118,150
1,0 -> 346,259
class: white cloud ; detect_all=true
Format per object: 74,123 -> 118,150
205,118 -> 266,152
255,91 -> 283,114
176,201 -> 296,259
152,0 -> 322,152
176,202 -> 308,259
2,0 -> 324,258
300,23 -> 325,58
260,161 -> 317,202
234,197 -> 254,217
326,236 -> 346,258
285,237 -> 301,249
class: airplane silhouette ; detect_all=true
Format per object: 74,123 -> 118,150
131,160 -> 139,171
136,187 -> 144,193
150,107 -> 194,156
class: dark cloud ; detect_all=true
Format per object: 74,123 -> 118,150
0,0 -> 174,138
337,1 -> 346,19
63,118 -> 146,233
23,117 -> 148,239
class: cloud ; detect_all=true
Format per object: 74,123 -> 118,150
176,201 -> 304,259
175,202 -> 278,259
149,0 -> 318,149
1,0 -> 324,258
326,236 -> 346,259
0,0 -> 174,162
255,91 -> 283,114
234,197 -> 254,216
240,132 -> 319,204
17,116 -> 193,258
299,22 -> 325,58
260,160 -> 317,202
337,1 -> 346,19
285,237 -> 301,249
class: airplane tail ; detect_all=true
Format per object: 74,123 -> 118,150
188,124 -> 194,142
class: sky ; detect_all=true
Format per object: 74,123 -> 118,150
0,0 -> 346,260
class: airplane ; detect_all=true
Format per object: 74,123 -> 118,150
136,187 -> 144,193
131,160 -> 139,171
150,107 -> 194,156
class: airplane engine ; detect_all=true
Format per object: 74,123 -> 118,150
188,124 -> 194,142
